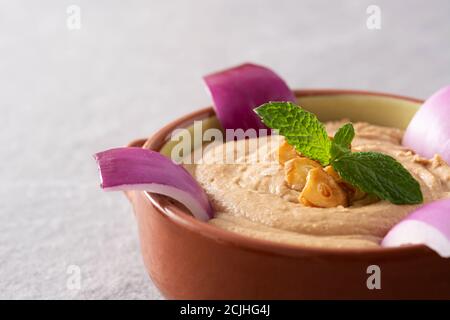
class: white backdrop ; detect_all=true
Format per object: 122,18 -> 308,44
1,0 -> 449,299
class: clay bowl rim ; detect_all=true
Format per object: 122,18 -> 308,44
133,89 -> 438,259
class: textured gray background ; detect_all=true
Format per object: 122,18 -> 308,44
1,0 -> 449,299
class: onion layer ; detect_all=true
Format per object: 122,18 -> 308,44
403,85 -> 450,163
382,198 -> 450,258
203,63 -> 296,133
94,147 -> 214,221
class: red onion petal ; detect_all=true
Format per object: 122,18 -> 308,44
94,147 -> 214,221
203,63 -> 296,132
403,85 -> 450,163
382,199 -> 450,257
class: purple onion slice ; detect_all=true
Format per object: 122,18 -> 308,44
95,147 -> 214,221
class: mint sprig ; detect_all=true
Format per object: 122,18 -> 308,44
332,152 -> 423,204
254,102 -> 332,165
254,102 -> 423,205
330,123 -> 354,160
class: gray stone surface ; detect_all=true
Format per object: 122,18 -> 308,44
1,0 -> 449,299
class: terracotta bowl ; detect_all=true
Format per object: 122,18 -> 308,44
126,90 -> 450,299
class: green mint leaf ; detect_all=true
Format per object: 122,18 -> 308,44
331,152 -> 423,204
254,102 -> 332,165
330,123 -> 355,160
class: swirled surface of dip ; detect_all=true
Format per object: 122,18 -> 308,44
186,121 -> 450,248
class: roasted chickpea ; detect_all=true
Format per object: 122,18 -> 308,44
284,157 -> 321,191
324,165 -> 342,182
324,165 -> 367,204
277,141 -> 299,165
299,168 -> 348,208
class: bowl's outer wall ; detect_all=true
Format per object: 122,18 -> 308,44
129,90 -> 450,299
130,189 -> 450,299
